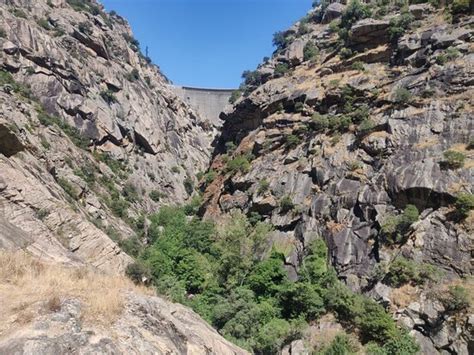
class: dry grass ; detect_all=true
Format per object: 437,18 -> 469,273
390,284 -> 419,309
414,137 -> 439,149
0,250 -> 152,336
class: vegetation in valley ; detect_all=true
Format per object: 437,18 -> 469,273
125,205 -> 419,354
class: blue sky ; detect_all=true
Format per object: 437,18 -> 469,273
100,0 -> 313,88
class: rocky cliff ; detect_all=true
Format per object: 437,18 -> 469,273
202,1 -> 473,353
0,0 -> 217,272
0,1 -> 249,353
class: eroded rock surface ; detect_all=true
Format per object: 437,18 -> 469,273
0,295 -> 247,355
0,0 -> 216,272
202,3 -> 473,353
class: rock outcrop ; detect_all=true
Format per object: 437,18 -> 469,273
0,251 -> 248,355
0,295 -> 247,355
202,2 -> 473,353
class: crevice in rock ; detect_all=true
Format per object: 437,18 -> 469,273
134,130 -> 155,155
392,187 -> 455,211
0,124 -> 24,157
274,217 -> 301,232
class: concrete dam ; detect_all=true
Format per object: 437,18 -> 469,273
173,86 -> 235,126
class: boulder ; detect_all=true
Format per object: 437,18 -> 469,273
286,39 -> 305,66
349,19 -> 390,47
409,4 -> 433,20
322,3 -> 345,24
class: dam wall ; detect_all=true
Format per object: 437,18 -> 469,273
173,86 -> 235,126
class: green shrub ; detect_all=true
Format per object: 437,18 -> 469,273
119,236 -> 142,257
78,21 -> 93,35
340,0 -> 372,31
436,54 -> 448,65
383,329 -> 420,355
225,141 -> 237,153
248,255 -> 288,297
108,194 -> 129,218
280,195 -> 295,212
393,87 -> 412,104
321,334 -> 358,355
381,204 -> 419,244
203,170 -> 217,185
388,11 -> 414,42
329,79 -> 340,88
0,27 -> 6,38
149,190 -> 163,202
285,134 -> 301,148
351,61 -> 365,71
122,182 -> 139,203
122,33 -> 140,50
311,113 -> 329,131
451,0 -> 470,15
385,257 -> 419,287
94,152 -> 127,176
328,20 -> 340,33
74,164 -> 96,185
242,70 -> 262,87
36,209 -> 50,221
229,90 -> 242,104
350,104 -> 369,123
67,0 -> 90,12
442,150 -> 465,169
40,137 -> 51,150
294,102 -> 305,113
278,282 -> 325,320
59,123 -> 89,150
358,119 -> 375,133
226,155 -> 251,174
57,177 -> 78,200
171,166 -> 180,173
254,318 -> 301,355
258,179 -> 270,194
10,9 -> 27,19
303,42 -> 319,61
183,194 -> 203,216
441,285 -> 470,312
37,18 -> 51,30
126,262 -> 151,284
100,90 -> 117,104
274,63 -> 289,77
446,47 -> 461,60
125,68 -> 140,82
0,70 -> 32,98
273,31 -> 291,50
454,193 -> 474,218
137,204 -> 417,354
298,23 -> 310,36
183,177 -> 194,195
340,47 -> 353,59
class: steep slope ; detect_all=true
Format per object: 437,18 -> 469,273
0,251 -> 248,354
202,1 -> 473,353
0,0 -> 216,271
0,1 -> 251,351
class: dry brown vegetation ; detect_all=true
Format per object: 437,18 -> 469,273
0,250 -> 152,337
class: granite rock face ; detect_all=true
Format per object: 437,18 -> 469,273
0,296 -> 247,355
203,3 -> 473,353
0,0 -> 216,272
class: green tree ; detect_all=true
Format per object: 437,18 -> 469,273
455,193 -> 474,218
247,254 -> 288,297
